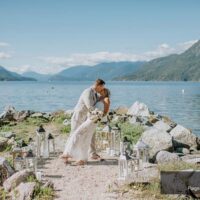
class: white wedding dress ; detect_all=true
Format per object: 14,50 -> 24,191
63,101 -> 104,161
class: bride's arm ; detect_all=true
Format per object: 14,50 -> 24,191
103,97 -> 110,115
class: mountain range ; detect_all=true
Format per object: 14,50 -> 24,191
1,40 -> 200,81
0,66 -> 36,81
116,40 -> 200,81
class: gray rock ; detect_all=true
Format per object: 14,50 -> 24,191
161,169 -> 200,196
65,109 -> 74,117
0,157 -> 15,183
10,182 -> 36,200
156,151 -> 180,164
0,106 -> 17,121
128,116 -> 137,124
3,170 -> 34,192
181,154 -> 200,164
141,128 -> 173,159
30,112 -> 44,118
170,125 -> 197,148
153,120 -> 171,132
127,101 -> 150,117
0,132 -> 16,139
0,137 -> 8,151
13,110 -> 31,121
175,147 -> 190,155
114,106 -> 128,115
63,119 -> 71,126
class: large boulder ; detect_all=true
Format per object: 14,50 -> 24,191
13,110 -> 32,121
127,101 -> 150,117
10,182 -> 36,200
156,151 -> 180,164
0,132 -> 16,139
0,106 -> 18,121
153,120 -> 171,132
0,157 -> 15,185
170,125 -> 197,148
0,137 -> 8,151
3,170 -> 34,192
161,170 -> 200,197
114,106 -> 128,115
140,128 -> 173,159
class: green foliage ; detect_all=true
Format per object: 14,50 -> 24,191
52,113 -> 71,124
158,161 -> 200,171
33,183 -> 54,200
118,122 -> 144,144
60,125 -> 71,135
0,125 -> 12,132
0,187 -> 7,200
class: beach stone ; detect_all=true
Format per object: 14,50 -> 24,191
13,110 -> 31,121
0,132 -> 16,139
156,151 -> 180,164
114,106 -> 128,115
0,137 -> 8,151
148,115 -> 159,124
0,106 -> 17,121
128,116 -> 137,124
0,157 -> 15,185
181,154 -> 200,164
65,109 -> 74,117
63,119 -> 71,126
10,182 -> 36,200
3,170 -> 34,192
196,137 -> 200,150
30,112 -> 43,118
153,120 -> 171,132
175,147 -> 190,155
127,101 -> 150,117
170,125 -> 197,148
141,128 -> 173,159
161,169 -> 200,196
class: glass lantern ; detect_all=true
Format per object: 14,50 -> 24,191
25,150 -> 37,172
133,139 -> 150,170
36,125 -> 49,158
110,126 -> 121,156
48,133 -> 56,155
118,142 -> 128,180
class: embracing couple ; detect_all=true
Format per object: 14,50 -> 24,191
60,79 -> 111,165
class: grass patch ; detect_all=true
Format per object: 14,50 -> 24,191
118,122 -> 144,144
60,125 -> 71,135
158,161 -> 200,171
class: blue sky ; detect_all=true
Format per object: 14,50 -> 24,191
0,0 -> 200,74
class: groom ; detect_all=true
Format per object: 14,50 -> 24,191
70,79 -> 105,159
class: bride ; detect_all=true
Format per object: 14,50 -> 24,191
61,88 -> 110,165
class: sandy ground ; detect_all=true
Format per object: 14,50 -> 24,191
40,125 -> 122,200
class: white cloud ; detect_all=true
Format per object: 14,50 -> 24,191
6,39 -> 198,74
0,42 -> 9,48
0,52 -> 11,59
40,40 -> 198,70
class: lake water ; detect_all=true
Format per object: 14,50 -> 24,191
0,81 -> 200,136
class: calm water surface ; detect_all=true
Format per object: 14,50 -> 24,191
0,81 -> 199,136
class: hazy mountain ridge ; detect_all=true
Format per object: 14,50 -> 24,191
50,61 -> 145,81
0,66 -> 36,81
117,40 -> 200,81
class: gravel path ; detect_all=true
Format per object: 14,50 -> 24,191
40,125 -> 121,200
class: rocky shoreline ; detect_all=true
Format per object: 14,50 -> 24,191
0,102 -> 200,199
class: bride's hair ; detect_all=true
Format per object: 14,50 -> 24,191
102,88 -> 111,98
